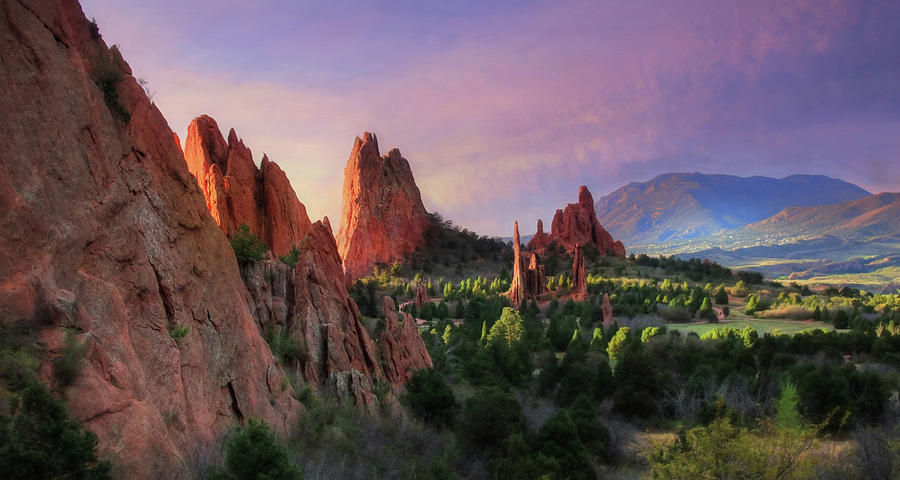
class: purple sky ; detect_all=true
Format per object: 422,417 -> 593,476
81,0 -> 900,236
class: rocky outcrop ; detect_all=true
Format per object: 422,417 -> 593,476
601,293 -> 614,329
572,244 -> 589,301
415,283 -> 429,309
238,223 -> 434,402
292,221 -> 386,406
505,222 -> 548,306
526,252 -> 548,299
183,116 -> 311,256
527,219 -> 552,253
379,297 -> 433,388
337,133 -> 430,282
536,186 -> 626,257
0,1 -> 298,477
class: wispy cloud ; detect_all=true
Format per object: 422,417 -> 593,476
81,0 -> 900,235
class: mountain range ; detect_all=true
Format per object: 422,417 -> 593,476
593,173 -> 872,246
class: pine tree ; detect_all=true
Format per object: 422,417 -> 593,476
479,321 -> 488,344
714,286 -> 729,305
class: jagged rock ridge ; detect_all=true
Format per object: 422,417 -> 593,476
337,132 -> 431,282
528,186 -> 626,257
183,115 -> 311,256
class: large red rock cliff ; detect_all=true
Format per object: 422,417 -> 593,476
337,133 -> 430,282
0,1 -> 298,477
183,115 -> 311,256
529,186 -> 626,257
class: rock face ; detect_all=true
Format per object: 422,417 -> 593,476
0,1 -> 298,477
505,222 -> 548,306
379,297 -> 433,388
532,186 -> 626,257
572,244 -> 589,301
601,293 -> 614,329
292,221 -> 386,406
337,133 -> 430,282
183,115 -> 311,256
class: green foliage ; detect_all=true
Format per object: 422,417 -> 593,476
404,368 -> 458,428
230,224 -> 268,264
278,245 -> 300,268
613,345 -> 662,417
208,418 -> 301,480
54,329 -> 89,388
263,326 -> 305,365
169,324 -> 190,339
649,415 -> 818,480
536,409 -> 594,480
606,326 -> 630,361
776,381 -> 802,431
93,47 -> 130,123
460,387 -> 525,450
0,382 -> 111,479
641,326 -> 661,343
714,285 -> 729,304
745,294 -> 760,315
487,307 -> 524,348
833,310 -> 850,329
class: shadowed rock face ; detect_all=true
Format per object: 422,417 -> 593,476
183,115 -> 311,256
531,185 -> 626,257
0,1 -> 299,476
379,297 -> 433,389
337,132 -> 430,282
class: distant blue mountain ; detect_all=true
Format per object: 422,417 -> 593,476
593,173 -> 871,246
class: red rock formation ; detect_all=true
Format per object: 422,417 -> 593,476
379,297 -> 433,388
506,222 -> 528,306
536,186 -> 626,257
506,222 -> 549,306
527,218 -> 552,252
572,244 -> 589,301
292,221 -> 386,406
415,283 -> 429,309
337,133 -> 430,282
526,252 -> 548,298
601,293 -> 614,329
183,116 -> 311,256
0,2 -> 298,476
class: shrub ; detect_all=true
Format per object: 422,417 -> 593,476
834,310 -> 850,329
231,224 -> 268,263
169,324 -> 190,339
93,47 -> 130,123
0,382 -> 111,478
208,418 -> 301,480
263,326 -> 305,364
460,387 -> 525,450
606,327 -> 630,361
278,245 -> 300,268
404,368 -> 458,428
54,329 -> 89,388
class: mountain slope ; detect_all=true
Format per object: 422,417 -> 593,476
594,173 -> 871,246
740,192 -> 900,241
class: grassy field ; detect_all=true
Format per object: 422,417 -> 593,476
667,318 -> 833,336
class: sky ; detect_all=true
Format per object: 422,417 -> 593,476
80,0 -> 900,237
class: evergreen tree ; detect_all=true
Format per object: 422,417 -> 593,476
714,286 -> 729,305
209,419 -> 301,480
607,327 -> 631,361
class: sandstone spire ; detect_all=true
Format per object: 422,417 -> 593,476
183,115 -> 311,255
572,243 -> 589,301
506,221 -> 528,306
337,132 -> 430,282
